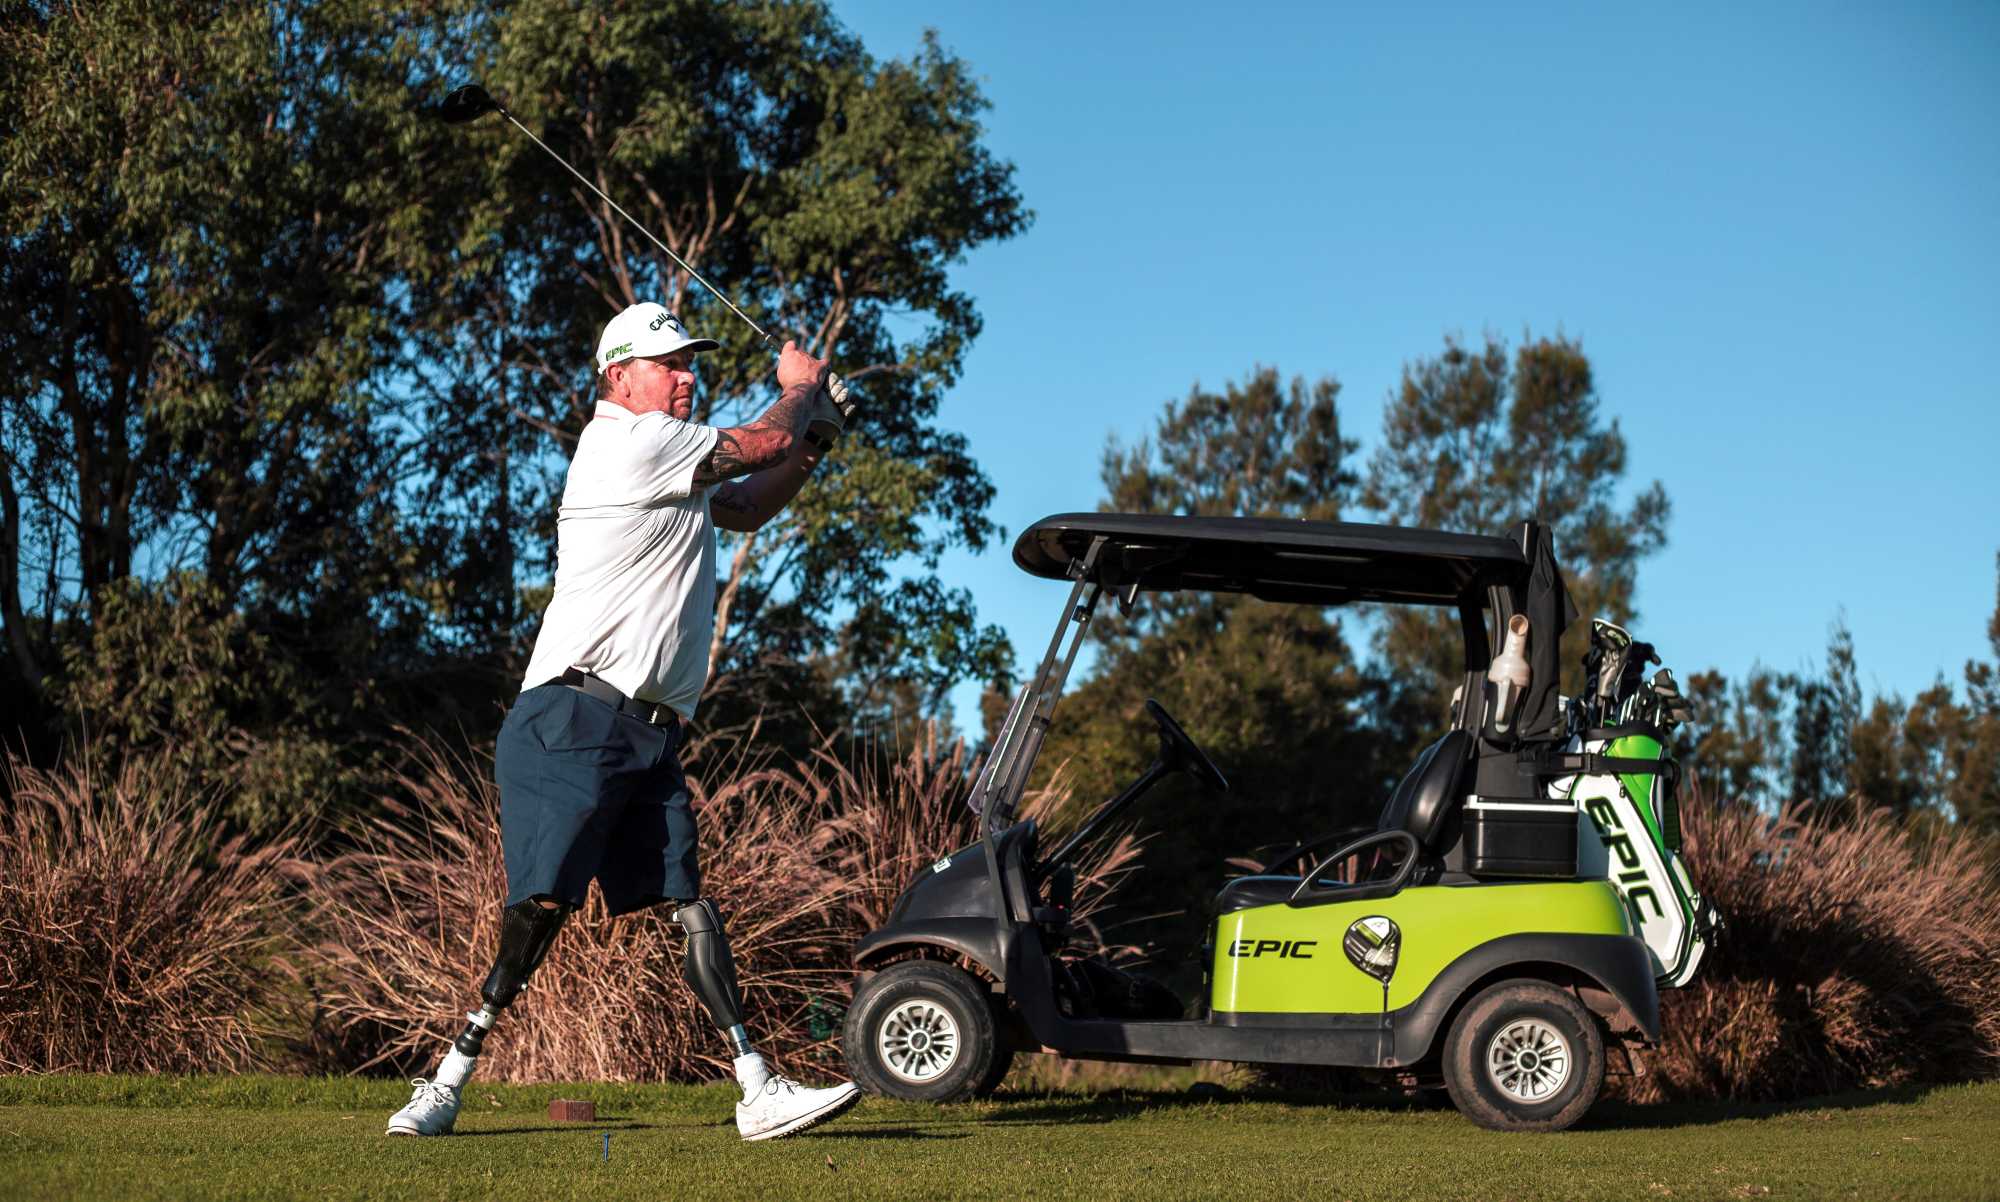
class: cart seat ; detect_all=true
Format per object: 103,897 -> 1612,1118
1214,730 -> 1473,914
1381,729 -> 1473,852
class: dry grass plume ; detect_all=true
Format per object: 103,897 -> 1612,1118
0,750 -> 298,1073
1629,792 -> 2000,1102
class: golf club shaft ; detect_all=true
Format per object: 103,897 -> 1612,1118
495,110 -> 779,348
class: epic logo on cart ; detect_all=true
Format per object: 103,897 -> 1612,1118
1227,939 -> 1316,959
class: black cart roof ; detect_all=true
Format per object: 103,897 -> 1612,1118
1012,512 -> 1530,606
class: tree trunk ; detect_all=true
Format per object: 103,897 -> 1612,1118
0,463 -> 46,697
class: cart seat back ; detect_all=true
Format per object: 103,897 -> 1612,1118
1378,730 -> 1473,852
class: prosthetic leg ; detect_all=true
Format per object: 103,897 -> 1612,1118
671,899 -> 752,1056
674,897 -> 778,1105
669,897 -> 860,1140
433,899 -> 570,1088
389,899 -> 569,1135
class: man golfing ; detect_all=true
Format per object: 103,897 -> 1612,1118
387,301 -> 861,1140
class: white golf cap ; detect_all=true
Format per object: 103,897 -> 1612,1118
595,302 -> 720,373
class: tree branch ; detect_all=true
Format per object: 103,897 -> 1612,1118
508,407 -> 577,446
706,526 -> 762,689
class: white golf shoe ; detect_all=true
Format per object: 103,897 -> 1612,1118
385,1078 -> 462,1136
735,1075 -> 861,1141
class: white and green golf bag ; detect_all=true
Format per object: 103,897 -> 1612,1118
1555,732 -> 1712,987
1546,622 -> 1718,989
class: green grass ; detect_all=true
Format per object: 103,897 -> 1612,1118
2,1075 -> 1997,1201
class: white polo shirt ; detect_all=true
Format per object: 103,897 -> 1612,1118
519,401 -> 722,720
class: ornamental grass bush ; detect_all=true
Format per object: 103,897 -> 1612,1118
19,721 -> 1991,1103
0,749 -> 300,1073
296,733 -> 852,1083
1627,791 -> 2000,1102
295,722 -> 1137,1084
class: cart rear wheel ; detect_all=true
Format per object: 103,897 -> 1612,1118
843,961 -> 1002,1102
1441,979 -> 1605,1132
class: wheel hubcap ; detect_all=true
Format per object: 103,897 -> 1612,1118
877,998 -> 961,1083
1485,1019 -> 1571,1102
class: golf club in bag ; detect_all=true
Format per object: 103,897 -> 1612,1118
439,83 -> 854,439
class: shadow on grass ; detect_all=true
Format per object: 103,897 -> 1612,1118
455,1121 -> 656,1137
817,1128 -> 969,1141
972,1093 -> 1220,1127
1585,1083 -> 1943,1131
968,1080 -> 1960,1132
976,1083 -> 1451,1123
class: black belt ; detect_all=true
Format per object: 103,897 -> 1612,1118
555,669 -> 680,729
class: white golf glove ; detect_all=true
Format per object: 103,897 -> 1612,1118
804,372 -> 856,451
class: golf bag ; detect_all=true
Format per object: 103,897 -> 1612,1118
1546,621 -> 1719,988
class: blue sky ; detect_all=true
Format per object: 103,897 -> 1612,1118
828,2 -> 2000,724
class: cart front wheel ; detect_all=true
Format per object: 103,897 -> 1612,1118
1441,979 -> 1606,1132
970,1025 -> 1016,1098
843,960 -> 1003,1102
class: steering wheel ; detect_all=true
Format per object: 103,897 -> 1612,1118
1144,699 -> 1229,793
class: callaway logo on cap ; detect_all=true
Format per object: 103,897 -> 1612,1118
596,302 -> 720,373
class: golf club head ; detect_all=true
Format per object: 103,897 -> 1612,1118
439,84 -> 500,125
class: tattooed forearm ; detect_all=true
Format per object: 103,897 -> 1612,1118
692,425 -> 791,486
704,430 -> 750,478
709,484 -> 758,515
707,481 -> 767,531
690,380 -> 820,486
705,409 -> 829,531
758,379 -> 819,437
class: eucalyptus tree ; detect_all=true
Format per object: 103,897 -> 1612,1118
450,4 -> 1027,729
1363,333 -> 1671,703
1,0 -> 489,814
3,1 -> 1028,823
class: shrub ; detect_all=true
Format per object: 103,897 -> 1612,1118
0,749 -> 299,1073
296,722 -> 1140,1083
296,733 -> 849,1083
50,573 -> 362,837
1629,794 -> 2000,1102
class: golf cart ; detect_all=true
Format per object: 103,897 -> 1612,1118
841,513 -> 1717,1131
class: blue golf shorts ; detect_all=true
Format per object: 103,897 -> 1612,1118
494,684 -> 699,915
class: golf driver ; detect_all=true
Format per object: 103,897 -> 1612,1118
439,82 -> 853,434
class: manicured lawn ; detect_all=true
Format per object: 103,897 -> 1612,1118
1,1074 -> 1995,1201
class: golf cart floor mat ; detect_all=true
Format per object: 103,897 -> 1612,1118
1054,958 -> 1184,1021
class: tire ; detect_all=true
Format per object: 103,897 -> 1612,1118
1441,979 -> 1606,1132
968,995 -> 1018,1097
970,1042 -> 1016,1098
842,961 -> 1002,1102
